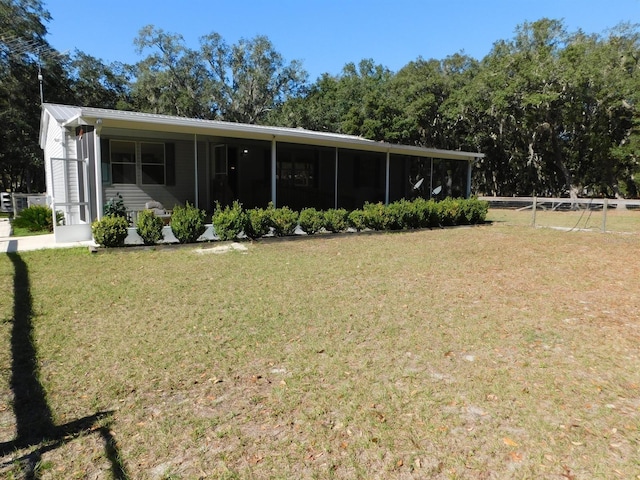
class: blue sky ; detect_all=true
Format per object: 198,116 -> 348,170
44,0 -> 639,81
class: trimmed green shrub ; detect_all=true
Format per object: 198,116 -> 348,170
212,201 -> 246,241
347,209 -> 367,231
298,207 -> 324,235
425,199 -> 441,227
385,199 -> 420,230
267,204 -> 299,236
362,202 -> 389,231
12,205 -> 56,232
170,202 -> 206,244
104,192 -> 128,219
460,197 -> 489,224
92,215 -> 129,247
437,197 -> 462,226
412,198 -> 439,228
323,208 -> 349,233
136,209 -> 164,245
245,207 -> 272,239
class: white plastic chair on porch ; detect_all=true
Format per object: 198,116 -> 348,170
145,201 -> 172,223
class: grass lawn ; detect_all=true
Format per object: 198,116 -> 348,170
9,226 -> 51,237
1,222 -> 639,479
487,207 -> 640,233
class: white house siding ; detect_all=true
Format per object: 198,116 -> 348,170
44,117 -> 64,202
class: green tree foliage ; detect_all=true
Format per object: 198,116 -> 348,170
0,0 -> 130,193
445,19 -> 640,197
131,26 -> 308,123
0,0 -> 51,192
67,51 -> 132,109
132,26 -> 209,118
200,32 -> 308,123
268,59 -> 395,139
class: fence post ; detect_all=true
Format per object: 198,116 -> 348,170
531,196 -> 537,227
601,198 -> 608,233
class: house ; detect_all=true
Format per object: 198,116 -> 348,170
39,103 -> 484,242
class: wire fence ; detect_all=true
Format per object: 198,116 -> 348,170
480,196 -> 640,234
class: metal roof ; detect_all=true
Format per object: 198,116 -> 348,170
41,103 -> 484,161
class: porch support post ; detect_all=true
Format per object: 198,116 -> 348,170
62,129 -> 69,207
385,150 -> 390,205
271,137 -> 277,207
429,158 -> 434,199
466,159 -> 473,198
194,134 -> 199,208
334,147 -> 339,209
93,121 -> 103,221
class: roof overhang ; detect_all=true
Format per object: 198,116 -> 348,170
41,104 -> 484,162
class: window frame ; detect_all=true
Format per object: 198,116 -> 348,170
140,141 -> 166,186
110,140 -> 137,185
106,139 -> 168,186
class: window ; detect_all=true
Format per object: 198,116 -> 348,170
105,139 -> 172,185
141,142 -> 165,185
278,160 -> 317,188
111,140 -> 136,184
212,145 -> 228,176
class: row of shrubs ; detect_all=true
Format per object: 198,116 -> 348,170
92,197 -> 489,248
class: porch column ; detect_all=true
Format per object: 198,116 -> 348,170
194,134 -> 199,208
271,137 -> 277,207
93,121 -> 103,220
334,147 -> 339,209
466,159 -> 473,198
429,158 -> 434,199
385,150 -> 390,205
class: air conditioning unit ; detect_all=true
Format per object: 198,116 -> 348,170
0,192 -> 12,213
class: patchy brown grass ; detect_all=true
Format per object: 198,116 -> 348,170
1,221 -> 639,479
487,206 -> 640,233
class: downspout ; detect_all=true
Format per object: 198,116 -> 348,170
385,150 -> 390,205
271,137 -> 277,207
194,134 -> 199,208
94,119 -> 103,221
334,147 -> 339,209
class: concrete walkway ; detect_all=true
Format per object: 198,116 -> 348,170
0,218 -> 96,253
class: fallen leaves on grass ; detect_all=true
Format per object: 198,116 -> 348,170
503,437 -> 518,447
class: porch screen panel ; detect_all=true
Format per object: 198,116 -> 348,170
276,143 -> 332,211
337,150 -> 386,209
432,159 -> 468,198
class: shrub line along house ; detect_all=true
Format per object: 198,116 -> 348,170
39,103 -> 484,242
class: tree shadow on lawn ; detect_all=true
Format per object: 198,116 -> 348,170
0,253 -> 129,479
